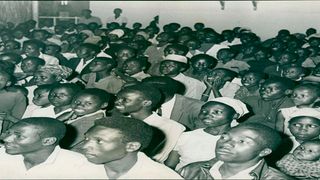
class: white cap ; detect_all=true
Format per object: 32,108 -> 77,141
163,54 -> 188,64
210,97 -> 249,118
290,108 -> 320,119
109,29 -> 125,38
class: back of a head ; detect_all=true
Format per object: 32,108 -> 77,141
236,123 -> 282,151
19,117 -> 66,142
94,117 -> 153,150
141,76 -> 186,97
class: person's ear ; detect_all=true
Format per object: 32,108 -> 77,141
125,142 -> 141,152
259,148 -> 272,157
42,137 -> 57,146
285,89 -> 292,95
142,100 -> 152,107
100,102 -> 108,109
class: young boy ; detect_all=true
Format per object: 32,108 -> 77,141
215,48 -> 250,73
81,116 -> 182,179
183,54 -> 218,81
18,57 -> 45,86
114,57 -> 151,82
57,88 -> 110,152
114,84 -> 186,162
242,77 -> 295,129
282,64 -> 309,81
264,51 -> 298,77
160,54 -> 206,100
165,97 -> 248,171
179,123 -> 290,179
22,40 -> 59,65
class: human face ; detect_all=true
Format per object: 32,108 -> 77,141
32,89 -> 50,106
23,44 -> 40,57
122,60 -> 143,76
291,87 -> 319,107
76,47 -> 93,59
0,73 -> 10,90
289,117 -> 320,141
3,124 -> 43,155
21,59 -> 38,73
293,142 -> 320,161
259,82 -> 286,101
217,50 -> 233,62
49,87 -> 73,107
191,58 -> 210,72
33,71 -> 58,85
156,33 -> 170,43
116,49 -> 135,62
160,61 -> 182,76
82,126 -> 127,164
277,54 -> 294,65
215,127 -> 265,163
114,90 -> 144,114
4,41 -> 18,51
241,73 -> 261,87
71,94 -> 104,116
88,60 -> 111,72
198,102 -> 234,127
44,46 -> 59,56
13,30 -> 24,39
206,69 -> 228,85
254,51 -> 267,61
186,40 -> 200,50
282,67 -> 303,80
32,32 -> 47,41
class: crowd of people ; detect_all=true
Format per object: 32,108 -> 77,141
0,7 -> 319,179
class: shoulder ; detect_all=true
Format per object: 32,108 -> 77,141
263,166 -> 294,180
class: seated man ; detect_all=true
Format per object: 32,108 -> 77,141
0,117 -> 103,179
179,123 -> 292,179
81,116 -> 182,179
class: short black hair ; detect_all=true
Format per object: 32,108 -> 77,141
142,76 -> 186,97
23,39 -> 46,50
78,43 -> 101,54
94,117 -> 153,150
236,123 -> 282,151
262,77 -> 296,90
294,83 -> 320,97
164,43 -> 189,56
119,84 -> 162,109
22,57 -> 46,66
93,57 -> 117,69
35,84 -> 54,93
75,88 -> 111,104
18,117 -> 66,142
190,54 -> 218,68
50,83 -> 83,97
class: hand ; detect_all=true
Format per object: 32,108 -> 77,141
203,75 -> 213,88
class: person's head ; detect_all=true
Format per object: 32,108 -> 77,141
270,40 -> 287,52
71,88 -> 110,116
33,65 -> 72,85
259,77 -> 295,101
132,22 -> 142,30
198,101 -> 237,127
241,71 -> 266,88
169,22 -> 181,32
193,22 -> 205,31
189,54 -> 217,73
221,29 -> 235,42
81,116 -> 153,164
115,45 -> 137,62
291,83 -> 320,107
121,57 -> 149,76
185,38 -> 201,51
88,57 -> 117,73
308,37 -> 320,48
206,68 -> 237,87
277,51 -> 298,65
0,52 -> 23,65
31,29 -> 50,41
163,43 -> 189,56
307,46 -> 320,57
3,40 -> 21,52
282,64 -> 308,81
215,123 -> 281,163
44,44 -> 62,56
54,25 -> 65,35
217,48 -> 236,63
254,48 -> 271,61
113,8 -> 122,16
76,43 -> 100,59
115,84 -> 162,114
292,140 -> 320,161
22,40 -> 45,57
32,84 -> 53,107
277,29 -> 291,43
177,34 -> 193,45
160,54 -> 188,77
289,116 -> 320,142
155,32 -> 176,44
2,117 -> 66,155
21,57 -> 45,74
48,83 -> 82,108
0,69 -> 13,90
12,28 -> 26,39
306,28 -> 317,37
312,63 -> 320,76
81,9 -> 92,18
0,33 -> 13,42
178,26 -> 193,35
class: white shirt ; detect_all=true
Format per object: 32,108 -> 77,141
159,94 -> 176,119
206,44 -> 229,59
130,71 -> 151,81
23,105 -> 55,118
174,128 -> 220,170
22,52 -> 59,65
0,146 -> 105,179
75,58 -> 94,73
210,160 -> 261,179
104,152 -> 182,179
144,113 -> 186,162
106,15 -> 128,25
173,73 -> 206,100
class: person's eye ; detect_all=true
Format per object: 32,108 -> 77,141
309,125 -> 318,128
239,140 -> 245,143
293,123 -> 301,127
97,139 -> 103,144
308,150 -> 313,152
